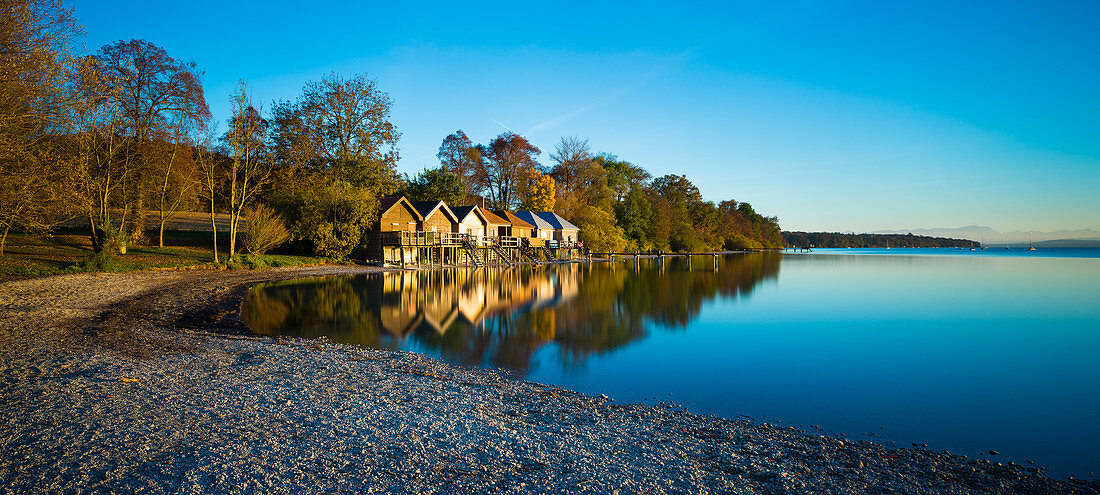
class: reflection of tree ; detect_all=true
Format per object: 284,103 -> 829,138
242,276 -> 391,348
242,253 -> 781,374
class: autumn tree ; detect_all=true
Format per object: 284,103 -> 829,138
267,72 -> 402,257
549,136 -> 613,220
576,205 -> 626,253
69,55 -> 134,253
223,82 -> 270,257
152,116 -> 200,247
95,38 -> 209,243
268,99 -> 316,171
548,136 -> 593,196
0,0 -> 77,254
520,169 -> 555,212
192,129 -> 222,261
436,130 -> 482,203
476,132 -> 541,209
296,72 -> 401,194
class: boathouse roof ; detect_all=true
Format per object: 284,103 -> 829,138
514,211 -> 554,230
450,205 -> 488,224
409,200 -> 459,223
536,211 -> 579,231
492,210 -> 534,229
481,209 -> 509,226
379,195 -> 423,221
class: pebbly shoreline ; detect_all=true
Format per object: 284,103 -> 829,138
0,266 -> 1095,494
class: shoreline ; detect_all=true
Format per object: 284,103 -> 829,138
0,266 -> 1095,493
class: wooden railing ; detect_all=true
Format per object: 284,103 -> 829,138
379,230 -> 582,251
440,232 -> 465,245
380,230 -> 436,246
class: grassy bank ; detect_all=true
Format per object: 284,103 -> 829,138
0,229 -> 331,277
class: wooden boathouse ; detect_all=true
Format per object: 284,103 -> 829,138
370,196 -> 585,267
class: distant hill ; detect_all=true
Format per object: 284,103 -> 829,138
1033,238 -> 1100,248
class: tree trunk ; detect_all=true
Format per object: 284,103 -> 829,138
88,213 -> 102,253
229,160 -> 238,257
158,211 -> 166,248
0,221 -> 10,256
129,196 -> 145,246
210,197 -> 219,263
229,211 -> 237,257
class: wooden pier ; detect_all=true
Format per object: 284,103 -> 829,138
378,231 -> 583,268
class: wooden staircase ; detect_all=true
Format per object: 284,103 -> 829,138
518,242 -> 541,263
490,241 -> 514,266
461,237 -> 484,268
541,245 -> 559,263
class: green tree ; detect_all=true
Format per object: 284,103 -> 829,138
597,153 -> 650,205
615,187 -> 651,250
274,176 -> 378,259
405,166 -> 463,206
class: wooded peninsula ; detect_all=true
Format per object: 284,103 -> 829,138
782,231 -> 977,248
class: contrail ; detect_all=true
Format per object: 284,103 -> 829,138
492,119 -> 515,133
525,45 -> 705,136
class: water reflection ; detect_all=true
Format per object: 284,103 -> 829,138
242,253 -> 781,373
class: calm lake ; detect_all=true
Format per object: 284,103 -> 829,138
242,248 -> 1100,477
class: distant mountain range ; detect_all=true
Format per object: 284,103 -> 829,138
871,226 -> 1100,247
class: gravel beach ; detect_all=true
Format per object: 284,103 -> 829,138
0,266 -> 1094,494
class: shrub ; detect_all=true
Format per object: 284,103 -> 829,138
94,220 -> 129,254
80,251 -> 121,272
243,204 -> 290,256
273,177 -> 379,260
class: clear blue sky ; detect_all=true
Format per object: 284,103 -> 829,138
71,0 -> 1099,233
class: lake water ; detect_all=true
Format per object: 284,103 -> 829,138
242,248 -> 1100,477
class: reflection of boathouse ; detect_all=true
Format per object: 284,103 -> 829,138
368,195 -> 583,267
374,266 -> 580,338
243,253 -> 782,373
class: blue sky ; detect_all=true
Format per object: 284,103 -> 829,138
71,0 -> 1099,233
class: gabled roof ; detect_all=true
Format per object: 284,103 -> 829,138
379,195 -> 422,221
536,211 -> 580,231
514,211 -> 553,229
481,209 -> 509,226
492,210 -> 534,229
450,205 -> 488,225
409,200 -> 459,223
